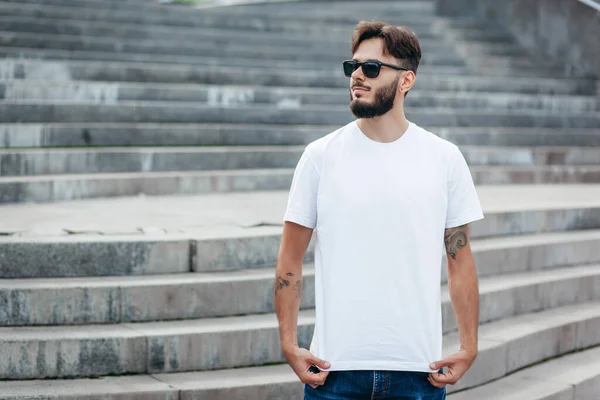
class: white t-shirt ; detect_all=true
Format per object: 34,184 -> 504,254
283,120 -> 484,373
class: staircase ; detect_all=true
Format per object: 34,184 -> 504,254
0,0 -> 599,398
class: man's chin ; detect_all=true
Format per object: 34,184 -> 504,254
350,98 -> 372,108
350,105 -> 379,119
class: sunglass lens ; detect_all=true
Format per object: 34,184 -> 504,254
362,62 -> 380,78
343,61 -> 357,77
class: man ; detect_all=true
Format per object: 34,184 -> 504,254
275,20 -> 483,399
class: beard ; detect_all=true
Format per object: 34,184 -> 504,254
349,74 -> 400,119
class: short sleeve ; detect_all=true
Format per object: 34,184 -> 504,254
283,148 -> 320,229
445,146 -> 484,228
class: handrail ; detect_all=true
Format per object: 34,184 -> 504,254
577,0 -> 600,12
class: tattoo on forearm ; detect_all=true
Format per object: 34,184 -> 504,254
444,224 -> 468,260
293,279 -> 303,299
275,272 -> 296,296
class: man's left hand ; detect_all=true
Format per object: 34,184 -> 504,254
427,349 -> 477,388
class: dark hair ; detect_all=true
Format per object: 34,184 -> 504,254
351,21 -> 422,74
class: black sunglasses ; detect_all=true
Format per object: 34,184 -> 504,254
343,60 -> 409,79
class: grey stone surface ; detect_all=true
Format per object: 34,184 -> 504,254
2,300 -> 599,381
0,0 -> 598,393
521,346 -> 600,399
2,186 -> 600,276
119,265 -> 315,322
435,0 -> 600,79
0,122 -> 332,148
0,323 -> 147,379
6,0 -> 432,16
0,169 -> 295,203
2,58 -> 593,92
3,260 -> 600,329
194,232 -> 314,272
0,375 -> 179,400
448,265 -> 600,330
2,182 -> 597,238
470,230 -> 600,279
3,145 -> 600,176
0,16 -> 444,49
450,375 -> 573,399
2,81 -> 597,112
131,310 -> 314,373
3,29 -> 459,62
2,101 -> 600,127
0,277 -> 122,325
3,166 -> 600,203
0,1 -> 435,33
449,343 -> 600,399
444,301 -> 600,393
3,124 -> 600,148
0,44 -> 466,72
0,15 -> 511,46
0,237 -> 190,278
154,364 -> 303,400
5,345 -> 600,399
0,146 -> 304,176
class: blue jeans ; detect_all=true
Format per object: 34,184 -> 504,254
304,370 -> 446,399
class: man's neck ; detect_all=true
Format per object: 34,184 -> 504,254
356,110 -> 410,144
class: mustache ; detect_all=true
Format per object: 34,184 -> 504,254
351,82 -> 370,90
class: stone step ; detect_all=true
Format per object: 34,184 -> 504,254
0,43 -> 466,72
3,81 -> 596,112
0,2 -> 438,33
0,28 -> 467,61
2,258 -> 599,327
0,23 -> 530,60
0,26 -> 462,60
8,0 -> 437,23
2,101 -> 599,127
5,346 -> 600,399
3,124 -> 600,148
0,15 -> 515,44
4,59 -> 593,93
198,0 -> 436,15
445,301 -> 600,394
0,46 -> 564,79
3,146 -> 600,176
2,165 -> 600,203
445,264 -> 600,332
7,341 -> 600,400
0,300 -> 599,384
0,373 -> 181,400
4,0 -> 435,15
2,186 -> 600,276
448,346 -> 600,399
0,45 -> 467,72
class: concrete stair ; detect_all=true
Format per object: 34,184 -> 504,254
448,346 -> 600,399
1,0 -> 600,398
1,186 -> 600,398
2,298 -> 600,380
0,0 -> 597,203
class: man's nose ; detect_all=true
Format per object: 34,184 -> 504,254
351,65 -> 365,81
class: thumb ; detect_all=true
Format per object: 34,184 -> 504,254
309,356 -> 331,370
430,358 -> 452,370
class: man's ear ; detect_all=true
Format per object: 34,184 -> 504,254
399,71 -> 416,94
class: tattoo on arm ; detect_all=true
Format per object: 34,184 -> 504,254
444,224 -> 468,260
293,279 -> 303,299
275,272 -> 302,299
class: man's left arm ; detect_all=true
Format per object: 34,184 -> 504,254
428,223 -> 479,388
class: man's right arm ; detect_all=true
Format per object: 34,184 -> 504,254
275,221 -> 312,352
275,221 -> 330,388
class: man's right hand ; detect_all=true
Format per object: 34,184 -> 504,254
284,346 -> 331,389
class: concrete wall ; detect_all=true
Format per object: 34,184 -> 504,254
436,0 -> 600,80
